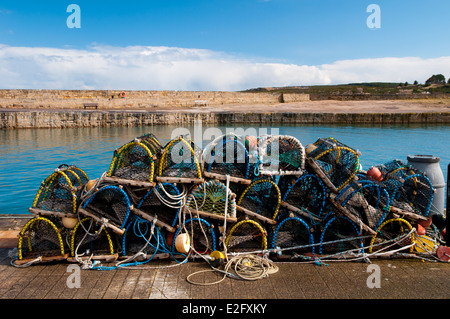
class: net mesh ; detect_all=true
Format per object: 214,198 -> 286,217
258,135 -> 305,175
18,217 -> 65,260
186,180 -> 236,218
71,217 -> 115,257
225,219 -> 267,253
238,179 -> 281,221
336,181 -> 390,230
384,174 -> 433,217
203,134 -> 250,179
272,216 -> 314,256
175,218 -> 216,255
281,174 -> 327,219
370,218 -> 414,254
137,183 -> 182,227
81,185 -> 131,229
109,141 -> 155,183
308,137 -> 360,191
33,171 -> 78,214
319,216 -> 363,255
122,216 -> 161,257
159,136 -> 202,178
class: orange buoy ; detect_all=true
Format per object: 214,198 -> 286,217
119,91 -> 126,98
166,232 -> 174,247
436,245 -> 450,262
417,224 -> 426,235
367,166 -> 383,182
418,216 -> 432,228
244,136 -> 258,151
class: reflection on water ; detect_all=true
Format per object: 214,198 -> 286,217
0,123 -> 448,214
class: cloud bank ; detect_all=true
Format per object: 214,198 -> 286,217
0,44 -> 449,91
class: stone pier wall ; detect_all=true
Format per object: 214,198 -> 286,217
0,89 -> 309,109
1,110 -> 448,129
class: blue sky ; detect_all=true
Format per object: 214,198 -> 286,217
0,0 -> 450,90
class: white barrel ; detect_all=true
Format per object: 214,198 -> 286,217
407,155 -> 446,216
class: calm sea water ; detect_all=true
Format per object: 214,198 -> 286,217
0,123 -> 448,215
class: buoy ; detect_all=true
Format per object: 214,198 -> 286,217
418,217 -> 432,228
417,224 -> 426,235
166,232 -> 174,247
244,136 -> 258,151
175,233 -> 191,254
305,144 -> 317,155
85,179 -> 97,192
414,235 -> 437,253
436,245 -> 450,262
209,250 -> 225,268
62,216 -> 78,229
367,166 -> 383,182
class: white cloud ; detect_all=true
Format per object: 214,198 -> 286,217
0,44 -> 449,91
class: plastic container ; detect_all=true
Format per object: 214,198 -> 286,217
407,155 -> 446,216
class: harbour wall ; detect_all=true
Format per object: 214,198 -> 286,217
0,89 -> 309,109
1,110 -> 449,129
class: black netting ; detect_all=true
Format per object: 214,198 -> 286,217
159,136 -> 202,178
238,180 -> 280,220
259,135 -> 305,174
203,134 -> 250,179
81,185 -> 131,228
176,218 -> 216,254
319,216 -> 363,255
281,174 -> 327,219
18,217 -> 65,259
137,183 -> 182,227
272,216 -> 313,256
71,217 -> 115,257
33,171 -> 78,214
225,220 -> 267,253
109,141 -> 155,182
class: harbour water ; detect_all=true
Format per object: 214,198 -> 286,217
0,123 -> 448,215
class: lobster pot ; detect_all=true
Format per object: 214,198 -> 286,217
32,169 -> 79,215
258,135 -> 305,176
271,215 -> 314,256
80,185 -> 131,231
335,181 -> 390,230
319,216 -> 364,255
237,179 -> 281,223
377,159 -> 419,181
307,137 -> 360,191
158,136 -> 203,181
122,216 -> 163,258
60,164 -> 89,189
134,133 -> 162,157
225,219 -> 267,253
202,133 -> 251,181
369,218 -> 415,254
280,174 -> 327,219
383,174 -> 434,217
185,180 -> 237,222
173,218 -> 217,255
16,217 -> 67,263
137,183 -> 183,228
70,217 -> 116,259
108,140 -> 156,184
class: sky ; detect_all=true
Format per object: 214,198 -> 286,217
0,0 -> 449,91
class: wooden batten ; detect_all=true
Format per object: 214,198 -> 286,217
130,207 -> 176,233
14,254 -> 69,266
389,206 -> 428,221
103,176 -> 155,188
29,207 -> 76,219
156,176 -> 204,184
77,207 -> 125,235
183,207 -> 238,223
203,171 -> 252,185
306,157 -> 339,194
279,201 -> 321,222
235,205 -> 277,225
